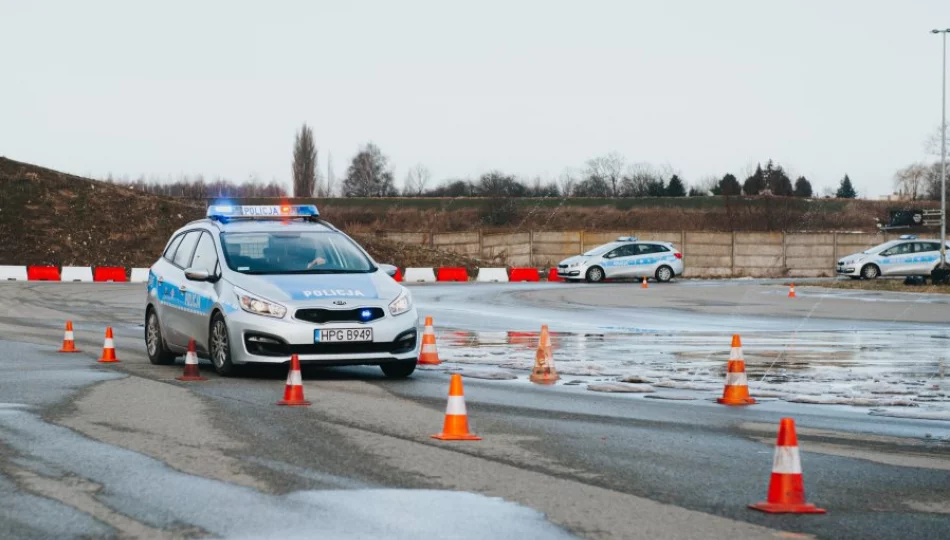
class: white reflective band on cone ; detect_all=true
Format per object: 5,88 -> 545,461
421,343 -> 437,353
772,446 -> 803,474
103,339 -> 114,348
287,370 -> 303,386
64,331 -> 74,340
729,348 -> 743,361
185,353 -> 198,365
445,395 -> 467,415
424,325 -> 434,333
725,372 -> 748,386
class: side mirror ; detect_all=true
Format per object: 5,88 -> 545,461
185,268 -> 213,282
379,264 -> 398,277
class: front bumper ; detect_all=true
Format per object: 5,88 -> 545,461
836,264 -> 858,276
226,308 -> 420,365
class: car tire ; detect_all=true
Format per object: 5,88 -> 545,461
860,264 -> 880,280
655,265 -> 674,283
209,312 -> 237,377
145,308 -> 176,365
380,359 -> 416,379
585,266 -> 605,283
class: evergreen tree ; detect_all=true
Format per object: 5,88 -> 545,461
793,176 -> 813,198
717,173 -> 741,196
666,175 -> 686,197
764,160 -> 793,196
646,177 -> 667,197
836,174 -> 857,199
743,164 -> 765,195
292,124 -> 317,197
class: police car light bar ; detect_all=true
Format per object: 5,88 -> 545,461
207,204 -> 320,221
617,236 -> 639,242
899,234 -> 918,240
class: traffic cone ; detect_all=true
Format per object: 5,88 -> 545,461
418,316 -> 441,365
641,276 -> 648,288
717,334 -> 755,405
788,283 -> 797,298
58,321 -> 81,353
750,418 -> 826,514
529,325 -> 559,385
431,374 -> 481,440
277,354 -> 311,406
176,339 -> 207,381
98,327 -> 119,363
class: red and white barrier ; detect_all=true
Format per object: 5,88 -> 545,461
61,266 -> 94,282
509,268 -> 540,282
94,267 -> 128,282
0,266 -> 28,281
437,267 -> 468,282
475,268 -> 509,282
130,268 -> 150,283
403,268 -> 437,283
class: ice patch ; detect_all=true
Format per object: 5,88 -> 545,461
868,408 -> 950,422
587,383 -> 655,393
784,395 -> 919,407
460,369 -> 519,381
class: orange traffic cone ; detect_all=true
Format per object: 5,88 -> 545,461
641,276 -> 649,288
58,321 -> 81,353
176,339 -> 207,381
418,316 -> 441,365
529,325 -> 559,385
788,283 -> 796,298
717,334 -> 755,405
431,374 -> 481,440
98,327 -> 119,363
277,354 -> 311,406
750,418 -> 826,514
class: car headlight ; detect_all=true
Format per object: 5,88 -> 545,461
569,260 -> 586,267
389,290 -> 412,316
234,287 -> 286,318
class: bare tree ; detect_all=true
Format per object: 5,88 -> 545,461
584,152 -> 625,197
557,167 -> 578,196
926,124 -> 949,158
620,162 -> 664,197
342,143 -> 396,197
292,123 -> 317,197
893,163 -> 930,200
404,164 -> 432,196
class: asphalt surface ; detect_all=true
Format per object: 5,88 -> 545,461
0,280 -> 948,539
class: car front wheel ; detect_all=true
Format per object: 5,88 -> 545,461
860,264 -> 880,280
585,266 -> 605,283
145,308 -> 176,365
380,359 -> 416,379
655,265 -> 674,283
209,312 -> 237,377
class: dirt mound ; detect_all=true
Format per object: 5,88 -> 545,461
0,157 -> 479,270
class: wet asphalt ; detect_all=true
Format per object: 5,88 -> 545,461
0,281 -> 948,539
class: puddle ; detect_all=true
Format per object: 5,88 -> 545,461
436,329 -> 950,412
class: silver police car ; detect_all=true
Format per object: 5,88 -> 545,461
557,237 -> 684,283
837,234 -> 950,280
145,205 -> 419,377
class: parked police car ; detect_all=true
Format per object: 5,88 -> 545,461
557,237 -> 684,283
145,205 -> 419,377
836,235 -> 950,280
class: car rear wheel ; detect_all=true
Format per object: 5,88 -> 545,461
210,313 -> 237,377
145,309 -> 176,365
585,266 -> 605,283
380,359 -> 416,379
655,265 -> 674,283
860,264 -> 880,280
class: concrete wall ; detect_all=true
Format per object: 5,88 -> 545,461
378,230 -> 912,278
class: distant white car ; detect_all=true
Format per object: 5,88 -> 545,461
557,237 -> 684,283
836,235 -> 950,279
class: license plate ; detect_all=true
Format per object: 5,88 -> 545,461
315,328 -> 373,343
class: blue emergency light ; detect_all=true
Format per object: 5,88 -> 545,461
207,204 -> 320,222
617,236 -> 639,242
899,234 -> 918,240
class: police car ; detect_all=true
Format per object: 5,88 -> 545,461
145,204 -> 419,377
557,237 -> 684,283
836,235 -> 950,279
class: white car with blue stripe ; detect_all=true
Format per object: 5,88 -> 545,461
556,237 -> 684,283
836,235 -> 950,280
145,204 -> 419,377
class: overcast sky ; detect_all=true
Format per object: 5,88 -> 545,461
1,0 -> 948,197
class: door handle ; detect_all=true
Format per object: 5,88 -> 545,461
179,284 -> 187,292
157,276 -> 164,285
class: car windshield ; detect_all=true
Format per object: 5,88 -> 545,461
583,243 -> 621,256
219,232 -> 375,274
